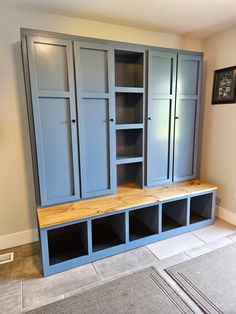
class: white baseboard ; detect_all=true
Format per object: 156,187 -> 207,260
216,206 -> 236,226
0,228 -> 39,250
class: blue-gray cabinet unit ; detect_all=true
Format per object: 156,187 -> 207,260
26,36 -> 81,206
21,29 -> 211,278
22,29 -> 203,207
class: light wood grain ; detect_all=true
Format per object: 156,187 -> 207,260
37,180 -> 217,228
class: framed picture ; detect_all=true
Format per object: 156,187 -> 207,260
212,66 -> 236,104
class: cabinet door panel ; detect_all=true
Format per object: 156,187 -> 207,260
178,59 -> 199,95
80,48 -> 108,93
27,36 -> 80,205
38,98 -> 75,199
174,99 -> 197,178
74,42 -> 115,198
79,99 -> 111,194
146,51 -> 176,186
34,42 -> 69,91
173,54 -> 202,182
152,55 -> 174,94
147,99 -> 172,182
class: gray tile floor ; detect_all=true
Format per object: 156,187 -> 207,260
1,218 -> 236,313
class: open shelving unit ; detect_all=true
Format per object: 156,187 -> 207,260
115,50 -> 143,88
117,163 -> 143,187
39,181 -> 217,276
47,222 -> 88,265
162,199 -> 187,232
114,49 -> 144,188
116,93 -> 143,125
190,193 -> 213,224
129,205 -> 159,241
116,129 -> 143,160
92,213 -> 125,252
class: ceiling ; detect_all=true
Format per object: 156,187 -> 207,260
2,0 -> 236,38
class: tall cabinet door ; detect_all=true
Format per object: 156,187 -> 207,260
74,42 -> 115,198
173,54 -> 202,182
27,36 -> 80,206
146,50 -> 177,186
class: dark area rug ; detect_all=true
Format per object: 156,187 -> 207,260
166,242 -> 236,314
26,267 -> 195,313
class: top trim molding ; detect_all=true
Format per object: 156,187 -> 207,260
20,28 -> 203,56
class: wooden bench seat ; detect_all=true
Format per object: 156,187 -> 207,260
38,180 -> 217,228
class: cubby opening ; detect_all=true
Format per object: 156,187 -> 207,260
190,193 -> 212,224
116,129 -> 143,160
115,50 -> 143,87
162,199 -> 187,232
117,162 -> 142,187
92,213 -> 125,252
48,222 -> 88,265
116,93 -> 143,125
129,206 -> 158,241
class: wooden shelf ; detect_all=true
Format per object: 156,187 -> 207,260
115,87 -> 144,93
116,156 -> 143,165
116,124 -> 143,130
38,181 -> 217,229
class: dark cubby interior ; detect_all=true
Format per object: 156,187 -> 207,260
129,206 -> 158,241
115,50 -> 143,87
116,93 -> 143,124
117,162 -> 142,187
162,199 -> 187,232
190,193 -> 212,224
116,129 -> 143,159
48,222 -> 88,265
92,213 -> 125,252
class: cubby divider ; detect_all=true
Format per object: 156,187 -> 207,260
162,199 -> 187,232
129,206 -> 158,241
190,193 -> 213,224
92,213 -> 125,252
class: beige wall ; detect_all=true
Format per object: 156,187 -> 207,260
0,5 -> 202,244
200,25 -> 236,214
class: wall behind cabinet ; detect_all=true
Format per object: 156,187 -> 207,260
0,4 -> 202,248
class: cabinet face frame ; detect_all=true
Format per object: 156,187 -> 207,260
173,54 -> 203,182
73,41 -> 116,198
26,36 -> 81,206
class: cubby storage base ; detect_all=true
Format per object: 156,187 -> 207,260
38,181 -> 217,276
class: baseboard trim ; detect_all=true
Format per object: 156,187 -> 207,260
216,206 -> 236,226
0,228 -> 39,250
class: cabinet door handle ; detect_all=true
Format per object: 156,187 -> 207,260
148,117 -> 152,120
71,119 -> 76,123
109,118 -> 114,122
175,116 -> 180,120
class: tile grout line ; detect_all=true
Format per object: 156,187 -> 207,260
92,262 -> 102,282
190,232 -> 207,244
21,280 -> 23,312
145,245 -> 161,261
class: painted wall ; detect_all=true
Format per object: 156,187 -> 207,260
200,25 -> 236,221
0,5 -> 202,248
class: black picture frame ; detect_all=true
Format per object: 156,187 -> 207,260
212,66 -> 236,104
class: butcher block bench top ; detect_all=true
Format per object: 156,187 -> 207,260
37,180 -> 217,228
